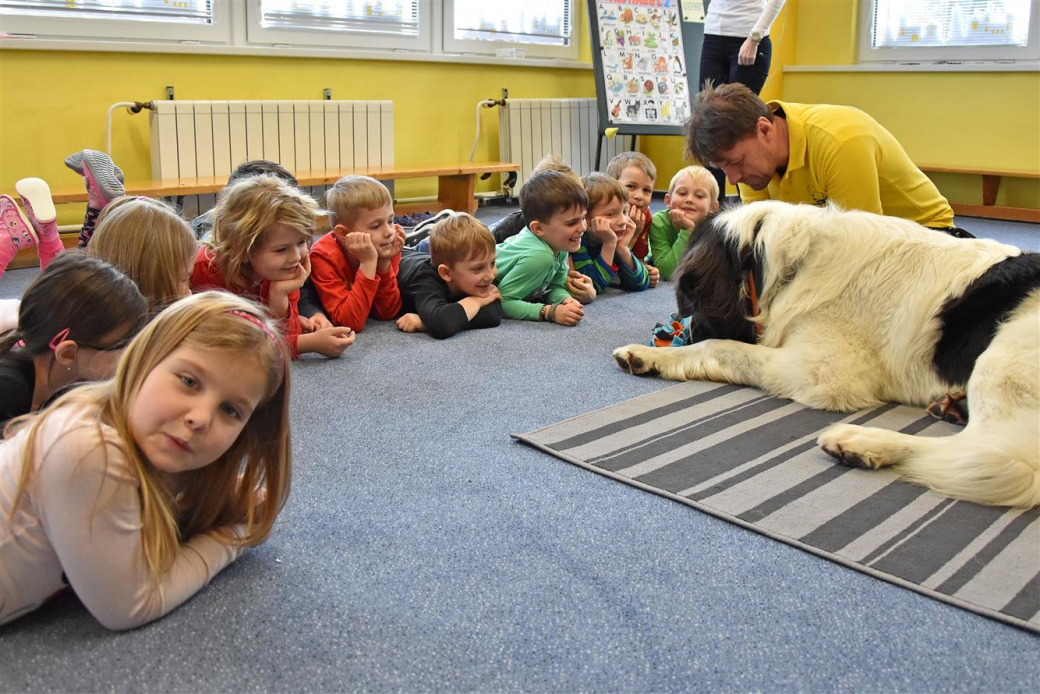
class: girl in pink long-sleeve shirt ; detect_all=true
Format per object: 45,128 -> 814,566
0,292 -> 291,630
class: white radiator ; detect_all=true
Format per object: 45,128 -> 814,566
497,98 -> 626,195
148,100 -> 393,216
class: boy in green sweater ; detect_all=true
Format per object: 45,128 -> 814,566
494,170 -> 587,326
649,165 -> 719,280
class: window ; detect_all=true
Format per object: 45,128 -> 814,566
443,0 -> 578,60
859,0 -> 1040,63
246,0 -> 431,52
0,0 -> 228,43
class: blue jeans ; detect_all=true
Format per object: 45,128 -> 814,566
698,34 -> 773,202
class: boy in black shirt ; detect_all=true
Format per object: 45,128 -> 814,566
396,212 -> 502,339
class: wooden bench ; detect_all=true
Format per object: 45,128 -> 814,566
6,161 -> 519,270
917,165 -> 1040,223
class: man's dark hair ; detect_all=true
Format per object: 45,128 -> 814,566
684,81 -> 774,166
227,159 -> 299,188
519,170 -> 588,224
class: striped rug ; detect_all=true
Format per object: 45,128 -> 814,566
515,381 -> 1040,632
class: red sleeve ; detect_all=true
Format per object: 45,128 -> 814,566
190,247 -> 228,292
309,237 -> 381,332
257,282 -> 300,360
372,254 -> 402,320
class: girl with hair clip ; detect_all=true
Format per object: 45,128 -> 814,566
87,196 -> 199,311
191,175 -> 354,359
0,292 -> 292,630
0,254 -> 148,426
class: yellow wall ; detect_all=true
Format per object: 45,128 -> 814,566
645,0 -> 1039,209
0,2 -> 595,223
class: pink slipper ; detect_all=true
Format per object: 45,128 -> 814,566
15,178 -> 63,269
0,194 -> 37,278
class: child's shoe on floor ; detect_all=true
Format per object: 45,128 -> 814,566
0,194 -> 38,278
15,177 -> 64,269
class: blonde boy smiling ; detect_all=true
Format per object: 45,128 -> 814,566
493,170 -> 586,326
649,166 -> 720,280
396,212 -> 503,339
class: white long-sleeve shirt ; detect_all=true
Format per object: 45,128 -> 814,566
704,0 -> 786,38
0,403 -> 242,630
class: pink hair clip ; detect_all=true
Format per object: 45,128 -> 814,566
48,328 -> 70,351
227,310 -> 288,373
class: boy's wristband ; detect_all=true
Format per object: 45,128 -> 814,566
539,304 -> 549,322
548,304 -> 558,324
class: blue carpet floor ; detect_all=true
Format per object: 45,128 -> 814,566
0,210 -> 1037,691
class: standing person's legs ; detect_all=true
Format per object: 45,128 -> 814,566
699,34 -> 743,204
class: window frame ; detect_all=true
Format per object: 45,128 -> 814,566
244,0 -> 432,53
0,0 -> 230,44
858,0 -> 1040,64
441,0 -> 579,60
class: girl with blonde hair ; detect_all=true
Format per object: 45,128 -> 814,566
191,175 -> 354,359
0,291 -> 292,630
87,196 -> 199,311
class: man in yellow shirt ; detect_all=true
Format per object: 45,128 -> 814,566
685,82 -> 965,233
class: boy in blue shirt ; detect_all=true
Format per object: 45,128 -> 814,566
571,173 -> 650,295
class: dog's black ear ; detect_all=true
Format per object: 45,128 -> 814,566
674,221 -> 744,326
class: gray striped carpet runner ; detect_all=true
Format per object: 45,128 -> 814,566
514,381 -> 1040,632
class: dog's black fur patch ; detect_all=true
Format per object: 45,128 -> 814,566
673,212 -> 758,345
933,252 -> 1040,385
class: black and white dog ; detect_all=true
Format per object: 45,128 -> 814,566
614,201 -> 1039,508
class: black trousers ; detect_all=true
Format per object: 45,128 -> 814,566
698,34 -> 773,203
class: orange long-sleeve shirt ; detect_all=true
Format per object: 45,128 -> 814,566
308,232 -> 401,332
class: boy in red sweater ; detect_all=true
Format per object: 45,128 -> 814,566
606,152 -> 661,288
310,176 -> 404,332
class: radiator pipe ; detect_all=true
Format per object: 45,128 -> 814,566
106,100 -> 155,156
469,97 -> 507,163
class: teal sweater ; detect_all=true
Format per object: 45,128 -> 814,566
494,227 -> 572,320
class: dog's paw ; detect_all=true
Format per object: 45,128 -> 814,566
613,344 -> 659,376
817,424 -> 897,470
925,390 -> 969,425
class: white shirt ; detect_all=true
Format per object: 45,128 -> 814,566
0,403 -> 242,630
704,0 -> 786,38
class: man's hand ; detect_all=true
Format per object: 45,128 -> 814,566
668,208 -> 697,231
566,270 -> 597,304
396,313 -> 425,333
553,297 -> 584,326
647,264 -> 661,288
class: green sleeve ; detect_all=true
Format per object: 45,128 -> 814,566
547,253 -> 573,304
649,211 -> 692,281
496,253 -> 552,321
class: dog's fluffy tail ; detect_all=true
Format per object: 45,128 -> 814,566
898,417 -> 1039,508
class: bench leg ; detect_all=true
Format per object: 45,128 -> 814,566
437,174 -> 477,214
982,174 -> 1001,206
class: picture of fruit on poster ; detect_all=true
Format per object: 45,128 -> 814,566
596,0 -> 690,126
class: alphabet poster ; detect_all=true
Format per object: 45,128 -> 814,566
593,0 -> 692,128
